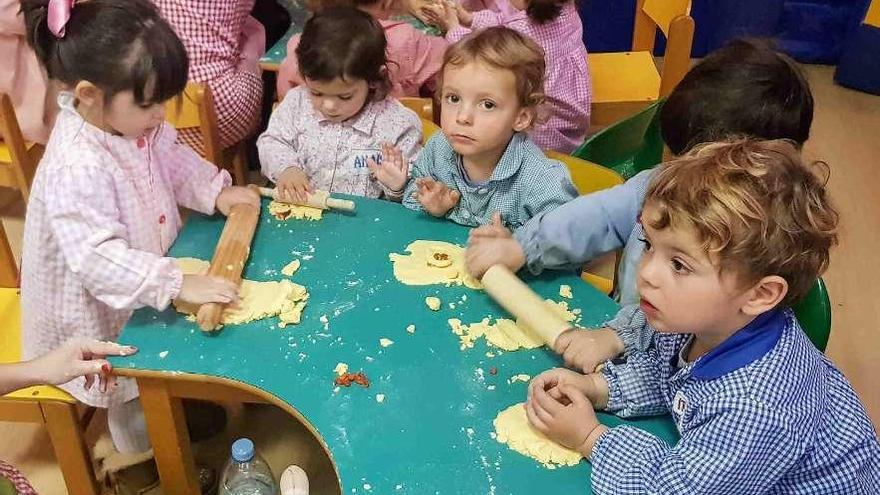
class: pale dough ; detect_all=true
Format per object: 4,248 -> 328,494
447,300 -> 578,351
425,296 -> 442,311
173,258 -> 309,327
389,240 -> 482,289
559,284 -> 573,299
494,403 -> 583,469
281,259 -> 301,276
268,200 -> 323,221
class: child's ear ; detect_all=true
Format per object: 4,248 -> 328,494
73,81 -> 103,109
741,275 -> 788,316
512,106 -> 535,133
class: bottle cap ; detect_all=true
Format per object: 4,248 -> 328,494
231,438 -> 255,462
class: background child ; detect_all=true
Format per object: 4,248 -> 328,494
258,6 -> 422,203
152,0 -> 265,150
278,0 -> 448,99
524,139 -> 879,493
371,27 -> 576,230
20,0 -> 259,454
423,0 -> 591,153
465,39 -> 815,372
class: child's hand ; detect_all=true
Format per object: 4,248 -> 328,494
469,212 -> 512,240
276,167 -> 313,204
526,384 -> 608,457
528,368 -> 609,408
453,1 -> 474,26
215,186 -> 260,216
421,1 -> 458,31
30,339 -> 138,393
177,275 -> 240,306
465,237 -> 525,278
368,143 -> 409,193
554,327 -> 625,374
415,177 -> 460,217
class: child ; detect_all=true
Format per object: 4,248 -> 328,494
277,0 -> 448,99
19,0 -> 259,454
526,139 -> 880,493
371,27 -> 577,229
465,39 -> 815,371
258,6 -> 422,203
423,0 -> 591,153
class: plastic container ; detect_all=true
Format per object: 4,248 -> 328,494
219,438 -> 277,495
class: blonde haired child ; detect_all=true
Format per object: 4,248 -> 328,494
372,26 -> 576,230
526,140 -> 879,493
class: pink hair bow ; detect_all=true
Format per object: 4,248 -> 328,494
47,0 -> 75,38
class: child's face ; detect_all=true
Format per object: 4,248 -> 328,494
439,61 -> 534,163
76,86 -> 166,139
636,204 -> 755,338
304,77 -> 370,123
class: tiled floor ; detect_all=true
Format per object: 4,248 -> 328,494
2,64 -> 879,493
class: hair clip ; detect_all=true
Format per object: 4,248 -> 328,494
47,0 -> 75,38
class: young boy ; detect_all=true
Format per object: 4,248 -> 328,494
524,139 -> 879,493
373,27 -> 577,230
465,39 -> 816,371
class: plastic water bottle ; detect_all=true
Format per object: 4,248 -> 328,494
219,438 -> 277,495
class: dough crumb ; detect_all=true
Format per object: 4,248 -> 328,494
449,302 -> 456,310
379,338 -> 394,347
159,351 -> 169,359
487,385 -> 496,391
425,296 -> 442,311
319,314 -> 329,330
268,201 -> 323,221
406,324 -> 416,334
281,259 -> 301,277
559,284 -> 573,299
508,374 -> 531,384
376,394 -> 385,403
334,362 -> 349,376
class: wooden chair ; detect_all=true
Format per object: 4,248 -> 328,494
588,0 -> 694,126
0,93 -> 42,204
420,118 -> 440,145
0,223 -> 100,495
165,82 -> 248,185
400,97 -> 436,123
545,150 -> 625,295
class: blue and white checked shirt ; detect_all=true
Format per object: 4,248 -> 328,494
401,132 -> 577,230
591,306 -> 880,494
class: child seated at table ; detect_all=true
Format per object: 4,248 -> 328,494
258,6 -> 423,202
277,0 -> 448,99
525,139 -> 880,493
465,39 -> 815,372
370,27 -> 577,231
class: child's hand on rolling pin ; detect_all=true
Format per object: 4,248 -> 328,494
368,143 -> 409,194
554,328 -> 625,374
528,368 -> 609,408
276,167 -> 313,204
415,178 -> 460,217
178,275 -> 240,306
464,236 -> 525,278
469,211 -> 512,240
28,339 -> 138,394
526,384 -> 608,458
215,186 -> 260,216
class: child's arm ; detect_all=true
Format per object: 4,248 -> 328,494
521,164 -> 579,226
276,34 -> 304,99
257,90 -> 307,187
371,110 -> 424,200
155,124 -> 232,215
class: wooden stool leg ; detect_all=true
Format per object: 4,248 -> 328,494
41,401 -> 100,495
229,143 -> 248,186
138,377 -> 201,495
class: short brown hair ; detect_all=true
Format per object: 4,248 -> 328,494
644,139 -> 839,306
439,27 -> 546,109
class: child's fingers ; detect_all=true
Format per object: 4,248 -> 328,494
558,385 -> 590,408
82,340 -> 137,358
83,372 -> 95,391
532,382 -> 565,416
524,400 -> 549,432
491,211 -> 502,226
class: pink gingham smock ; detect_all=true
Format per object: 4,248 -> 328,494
153,0 -> 265,150
20,93 -> 231,408
447,0 -> 591,153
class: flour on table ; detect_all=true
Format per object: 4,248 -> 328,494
173,258 -> 309,327
268,200 -> 323,221
494,403 -> 583,469
389,240 -> 482,289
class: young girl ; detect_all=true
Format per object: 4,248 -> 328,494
19,0 -> 259,454
423,0 -> 591,153
258,6 -> 423,203
371,27 -> 577,230
277,0 -> 448,99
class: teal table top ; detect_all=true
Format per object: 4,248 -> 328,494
112,196 -> 678,494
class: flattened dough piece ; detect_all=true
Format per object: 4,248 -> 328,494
268,200 -> 323,221
485,318 -> 543,351
494,403 -> 582,469
389,240 -> 482,289
173,258 -> 309,326
281,259 -> 301,277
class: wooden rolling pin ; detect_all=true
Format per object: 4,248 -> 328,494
258,187 -> 355,212
196,201 -> 261,332
481,265 -> 574,348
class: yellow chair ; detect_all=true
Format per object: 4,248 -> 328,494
421,118 -> 441,145
545,150 -> 625,295
400,97 -> 435,122
0,224 -> 100,495
165,82 -> 249,185
0,93 -> 42,204
588,0 -> 694,126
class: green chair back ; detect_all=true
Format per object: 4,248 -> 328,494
573,99 -> 666,179
792,278 -> 832,352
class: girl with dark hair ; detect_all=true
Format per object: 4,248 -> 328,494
258,6 -> 422,203
424,0 -> 591,153
18,0 -> 259,454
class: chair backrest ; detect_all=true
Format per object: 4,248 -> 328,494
421,118 -> 440,145
633,0 -> 695,97
0,222 -> 17,288
544,150 -> 624,195
792,278 -> 832,353
165,82 -> 223,166
400,97 -> 435,122
572,99 -> 665,179
0,93 -> 35,204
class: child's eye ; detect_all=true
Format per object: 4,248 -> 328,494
444,94 -> 460,104
479,100 -> 496,110
338,95 -> 352,101
671,258 -> 691,274
638,237 -> 652,251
